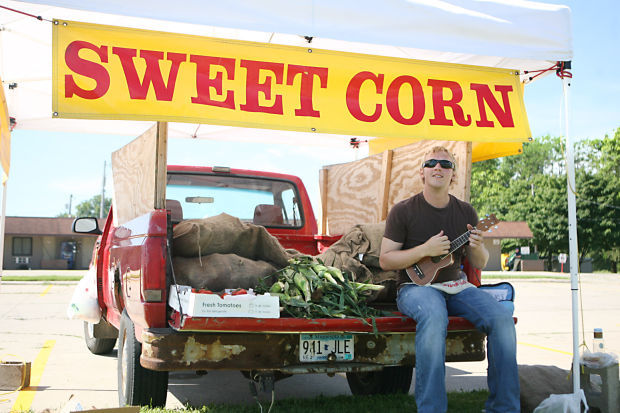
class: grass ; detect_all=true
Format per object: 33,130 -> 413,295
142,391 -> 490,413
0,275 -> 83,282
483,274 -> 569,280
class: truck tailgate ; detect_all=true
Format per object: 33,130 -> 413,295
139,311 -> 487,373
168,310 -> 477,333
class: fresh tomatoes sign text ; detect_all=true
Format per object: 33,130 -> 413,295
53,20 -> 531,142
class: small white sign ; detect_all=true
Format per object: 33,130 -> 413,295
558,253 -> 568,264
521,246 -> 530,255
169,285 -> 280,318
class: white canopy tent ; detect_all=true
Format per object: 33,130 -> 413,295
0,0 -> 580,398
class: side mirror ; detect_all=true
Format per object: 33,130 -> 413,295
72,217 -> 102,235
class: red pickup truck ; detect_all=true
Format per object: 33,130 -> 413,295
73,165 -> 485,407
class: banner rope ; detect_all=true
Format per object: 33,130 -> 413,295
0,5 -> 52,23
522,61 -> 572,83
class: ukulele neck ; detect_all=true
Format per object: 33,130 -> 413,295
441,229 -> 473,259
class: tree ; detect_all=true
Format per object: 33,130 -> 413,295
469,157 -> 510,218
521,174 -> 569,262
471,135 -> 566,259
574,129 -> 620,271
57,194 -> 112,218
471,130 -> 620,271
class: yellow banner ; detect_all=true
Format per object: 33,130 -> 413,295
0,77 -> 11,183
53,20 -> 531,143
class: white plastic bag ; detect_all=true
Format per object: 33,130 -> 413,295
66,266 -> 101,323
581,350 -> 618,369
533,390 -> 589,413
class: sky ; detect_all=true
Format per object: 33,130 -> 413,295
3,0 -> 619,218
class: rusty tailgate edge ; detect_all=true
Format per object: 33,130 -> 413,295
141,328 -> 486,372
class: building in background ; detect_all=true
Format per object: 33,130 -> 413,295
2,217 -> 103,270
482,221 -> 536,271
3,216 -> 543,272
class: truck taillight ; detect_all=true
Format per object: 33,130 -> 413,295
141,237 -> 166,302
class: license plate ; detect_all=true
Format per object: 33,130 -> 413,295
299,334 -> 354,362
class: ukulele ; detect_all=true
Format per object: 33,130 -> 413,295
405,214 -> 499,285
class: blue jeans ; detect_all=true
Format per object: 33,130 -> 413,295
397,284 -> 520,413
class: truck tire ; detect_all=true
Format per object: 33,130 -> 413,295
83,321 -> 116,355
117,311 -> 168,407
346,366 -> 413,395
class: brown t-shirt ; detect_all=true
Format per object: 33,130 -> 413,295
384,192 -> 478,284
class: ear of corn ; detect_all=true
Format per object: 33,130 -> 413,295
326,266 -> 345,283
255,256 -> 386,325
269,281 -> 286,294
293,272 -> 312,302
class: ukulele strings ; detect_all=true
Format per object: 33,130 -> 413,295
438,229 -> 474,260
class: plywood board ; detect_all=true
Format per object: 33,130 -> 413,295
321,154 -> 383,235
321,140 -> 472,235
154,121 -> 168,209
111,123 -> 167,226
319,168 -> 328,235
378,150 -> 393,221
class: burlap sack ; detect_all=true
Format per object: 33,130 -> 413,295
317,222 -> 387,283
172,254 -> 277,292
317,222 -> 407,303
364,279 -> 398,303
172,213 -> 291,267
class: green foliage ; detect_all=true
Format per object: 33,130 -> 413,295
573,129 -> 620,271
141,391 -> 489,412
471,130 -> 620,271
74,194 -> 112,217
57,194 -> 112,217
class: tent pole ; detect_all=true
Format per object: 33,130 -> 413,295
563,76 -> 580,395
0,181 -> 6,289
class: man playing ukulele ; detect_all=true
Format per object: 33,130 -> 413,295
379,146 -> 519,413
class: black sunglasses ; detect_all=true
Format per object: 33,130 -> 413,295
423,159 -> 455,169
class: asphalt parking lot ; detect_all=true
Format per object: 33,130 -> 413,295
1,273 -> 618,412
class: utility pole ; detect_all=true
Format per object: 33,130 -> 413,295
100,160 -> 106,218
68,194 -> 73,216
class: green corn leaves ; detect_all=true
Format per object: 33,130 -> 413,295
256,256 -> 385,322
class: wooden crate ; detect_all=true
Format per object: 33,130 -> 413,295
0,361 -> 31,390
320,140 -> 472,235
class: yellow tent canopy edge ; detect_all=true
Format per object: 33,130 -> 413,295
0,76 -> 10,183
368,139 -> 524,163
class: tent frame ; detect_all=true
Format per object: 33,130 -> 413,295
0,0 -> 581,401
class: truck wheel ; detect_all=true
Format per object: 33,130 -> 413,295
346,366 -> 413,395
117,311 -> 168,407
83,321 -> 116,355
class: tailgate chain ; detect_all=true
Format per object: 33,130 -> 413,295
248,372 -> 275,413
167,239 -> 185,325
